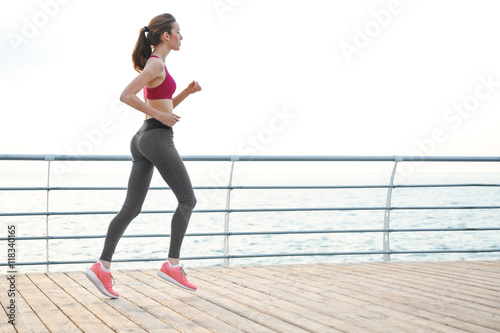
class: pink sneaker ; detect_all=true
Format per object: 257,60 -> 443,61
157,261 -> 197,291
85,261 -> 119,298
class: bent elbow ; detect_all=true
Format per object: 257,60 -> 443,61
119,92 -> 129,104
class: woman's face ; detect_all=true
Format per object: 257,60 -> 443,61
165,22 -> 182,51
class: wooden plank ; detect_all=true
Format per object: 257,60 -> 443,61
1,262 -> 499,333
194,267 -> 338,332
15,274 -> 81,333
27,273 -> 114,333
131,269 -> 306,333
409,262 -> 499,290
140,269 -> 314,333
191,266 -> 377,333
453,261 -> 500,272
119,269 -> 275,333
95,270 -> 179,333
251,264 -> 466,333
120,269 -> 246,333
273,263 -> 478,332
63,271 -> 148,333
391,261 -> 500,291
116,271 -> 223,331
431,260 -> 500,277
191,267 -> 360,331
189,268 -> 322,333
315,263 -> 500,332
247,264 -> 417,333
12,293 -> 48,333
0,279 -> 17,333
343,262 -> 500,301
0,274 -> 48,333
0,324 -> 16,333
245,264 -> 466,333
321,263 -> 500,327
67,270 -> 175,333
353,263 -> 500,308
359,263 -> 500,314
114,270 -> 211,333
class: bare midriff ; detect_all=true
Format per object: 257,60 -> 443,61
145,99 -> 174,119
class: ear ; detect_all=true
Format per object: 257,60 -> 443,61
163,31 -> 170,41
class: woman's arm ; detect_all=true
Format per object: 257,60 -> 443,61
173,80 -> 202,109
120,59 -> 180,126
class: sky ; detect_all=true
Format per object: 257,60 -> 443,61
1,0 -> 499,174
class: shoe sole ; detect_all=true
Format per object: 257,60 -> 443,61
157,270 -> 197,291
85,269 -> 119,298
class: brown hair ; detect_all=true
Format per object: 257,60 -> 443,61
132,13 -> 177,73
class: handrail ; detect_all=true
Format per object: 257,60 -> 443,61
3,249 -> 500,267
1,154 -> 499,271
2,205 -> 500,217
1,227 -> 499,241
1,183 -> 500,192
1,154 -> 500,162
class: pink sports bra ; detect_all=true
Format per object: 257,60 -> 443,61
143,55 -> 176,100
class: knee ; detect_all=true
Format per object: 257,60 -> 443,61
188,194 -> 197,209
125,208 -> 142,220
121,202 -> 142,219
180,194 -> 197,210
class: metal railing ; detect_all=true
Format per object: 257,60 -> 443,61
1,154 -> 500,271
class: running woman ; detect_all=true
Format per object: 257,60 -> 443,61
85,13 -> 201,298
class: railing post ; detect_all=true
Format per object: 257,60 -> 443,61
44,154 -> 55,272
223,156 -> 238,266
383,156 -> 402,262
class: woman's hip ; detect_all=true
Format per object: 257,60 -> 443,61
136,118 -> 173,135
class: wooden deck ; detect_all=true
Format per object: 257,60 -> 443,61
0,261 -> 499,332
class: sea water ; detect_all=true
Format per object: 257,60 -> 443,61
1,160 -> 499,273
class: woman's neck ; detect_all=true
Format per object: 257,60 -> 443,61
152,46 -> 171,62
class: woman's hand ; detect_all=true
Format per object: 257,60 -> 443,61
157,112 -> 181,127
186,80 -> 202,94
173,80 -> 202,109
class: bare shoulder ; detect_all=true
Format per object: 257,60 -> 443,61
143,56 -> 164,75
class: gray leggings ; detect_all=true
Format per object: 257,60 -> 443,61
100,118 -> 197,261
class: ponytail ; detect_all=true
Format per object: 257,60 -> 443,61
132,27 -> 152,73
131,14 -> 177,73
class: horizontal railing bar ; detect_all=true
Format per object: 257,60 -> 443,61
2,248 -> 499,266
1,154 -> 498,270
226,249 -> 500,259
3,205 -> 500,217
1,183 -> 499,192
217,227 -> 500,235
389,249 -> 500,254
0,259 -> 206,266
209,183 -> 500,189
1,154 -> 500,162
1,227 -> 499,241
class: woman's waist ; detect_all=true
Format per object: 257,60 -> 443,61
145,99 -> 173,113
137,118 -> 172,134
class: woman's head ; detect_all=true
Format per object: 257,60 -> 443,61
132,13 -> 182,72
